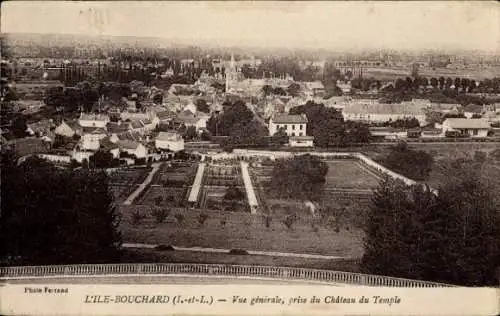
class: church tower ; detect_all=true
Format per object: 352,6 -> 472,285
225,53 -> 237,92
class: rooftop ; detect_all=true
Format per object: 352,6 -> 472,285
272,114 -> 308,124
156,132 -> 183,142
443,118 -> 491,129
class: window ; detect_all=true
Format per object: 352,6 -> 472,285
299,132 -> 303,136
292,125 -> 295,130
473,129 -> 478,136
291,132 -> 295,136
300,125 -> 303,130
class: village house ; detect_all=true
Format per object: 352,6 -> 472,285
303,81 -> 325,97
441,118 -> 491,137
26,119 -> 55,139
78,113 -> 110,128
268,114 -> 308,137
80,127 -> 107,151
342,100 -> 428,126
175,110 -> 209,131
54,120 -> 79,138
155,131 -> 185,152
463,104 -> 485,119
118,140 -> 148,159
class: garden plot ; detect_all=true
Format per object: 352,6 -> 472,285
198,164 -> 247,211
108,167 -> 151,203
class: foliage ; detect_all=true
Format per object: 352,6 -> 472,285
150,207 -> 170,224
131,210 -> 147,226
152,93 -> 163,105
154,196 -> 163,207
174,213 -> 185,225
89,150 -> 120,169
380,141 -> 434,181
195,99 -> 210,113
282,214 -> 297,230
224,186 -> 245,201
289,101 -> 370,146
11,115 -> 29,138
362,173 -> 500,286
197,213 -> 209,227
0,153 -> 122,265
183,126 -> 198,141
269,154 -> 328,201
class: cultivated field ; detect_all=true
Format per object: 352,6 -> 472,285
108,167 -> 151,203
135,162 -> 197,207
119,206 -> 365,258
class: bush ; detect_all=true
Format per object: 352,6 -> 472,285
131,210 -> 147,226
282,214 -> 297,230
155,244 -> 175,251
197,213 -> 209,226
219,218 -> 227,227
154,196 -> 163,207
264,215 -> 272,229
229,249 -> 248,255
150,207 -> 170,224
174,213 -> 185,225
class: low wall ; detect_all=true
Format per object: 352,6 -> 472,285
0,263 -> 455,287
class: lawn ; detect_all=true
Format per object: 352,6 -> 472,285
119,206 -> 365,258
324,160 -> 382,189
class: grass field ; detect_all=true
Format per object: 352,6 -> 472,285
324,160 -> 381,189
119,206 -> 365,258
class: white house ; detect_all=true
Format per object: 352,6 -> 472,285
80,128 -> 107,151
72,149 -> 93,163
118,140 -> 148,159
155,132 -> 185,152
268,114 -> 308,137
54,120 -> 76,138
441,118 -> 491,137
78,113 -> 110,128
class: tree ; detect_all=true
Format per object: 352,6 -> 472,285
150,207 -> 170,224
0,153 -> 121,265
183,125 -> 198,141
262,85 -> 274,96
381,141 -> 433,181
362,169 -> 500,286
152,93 -> 163,105
430,77 -> 438,88
224,185 -> 245,201
89,150 -> 118,169
195,99 -> 210,113
271,128 -> 289,145
269,154 -> 328,201
287,83 -> 301,97
438,76 -> 445,90
11,115 -> 28,138
289,101 -> 344,147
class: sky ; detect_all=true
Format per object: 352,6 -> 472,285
2,1 -> 499,52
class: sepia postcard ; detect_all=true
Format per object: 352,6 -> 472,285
0,1 -> 499,315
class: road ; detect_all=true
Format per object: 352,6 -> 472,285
122,243 -> 351,260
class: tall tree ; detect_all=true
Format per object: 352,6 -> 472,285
0,153 -> 122,265
362,168 -> 500,286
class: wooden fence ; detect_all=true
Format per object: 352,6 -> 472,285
0,263 -> 456,287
